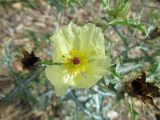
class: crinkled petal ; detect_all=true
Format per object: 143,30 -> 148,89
51,22 -> 80,63
46,23 -> 111,93
73,57 -> 109,88
77,23 -> 105,58
51,23 -> 105,63
45,65 -> 70,96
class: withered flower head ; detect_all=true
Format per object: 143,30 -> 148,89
157,0 -> 160,3
21,50 -> 40,71
123,71 -> 160,110
155,113 -> 160,120
148,27 -> 160,40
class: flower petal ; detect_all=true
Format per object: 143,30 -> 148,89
77,23 -> 105,58
51,23 -> 105,63
45,65 -> 69,96
51,22 -> 80,63
73,57 -> 109,88
46,23 -> 111,93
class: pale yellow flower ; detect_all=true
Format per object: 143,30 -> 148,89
45,23 -> 111,96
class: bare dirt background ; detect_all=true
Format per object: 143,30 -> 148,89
0,0 -> 160,120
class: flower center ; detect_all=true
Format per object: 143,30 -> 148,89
63,49 -> 88,75
72,57 -> 80,65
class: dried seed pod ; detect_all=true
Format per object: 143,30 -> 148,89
155,113 -> 160,120
148,27 -> 160,40
123,71 -> 160,110
156,0 -> 160,3
21,50 -> 40,71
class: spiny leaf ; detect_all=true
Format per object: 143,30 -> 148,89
128,97 -> 138,120
102,0 -> 129,18
109,0 -> 129,18
102,0 -> 110,10
107,19 -> 148,35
